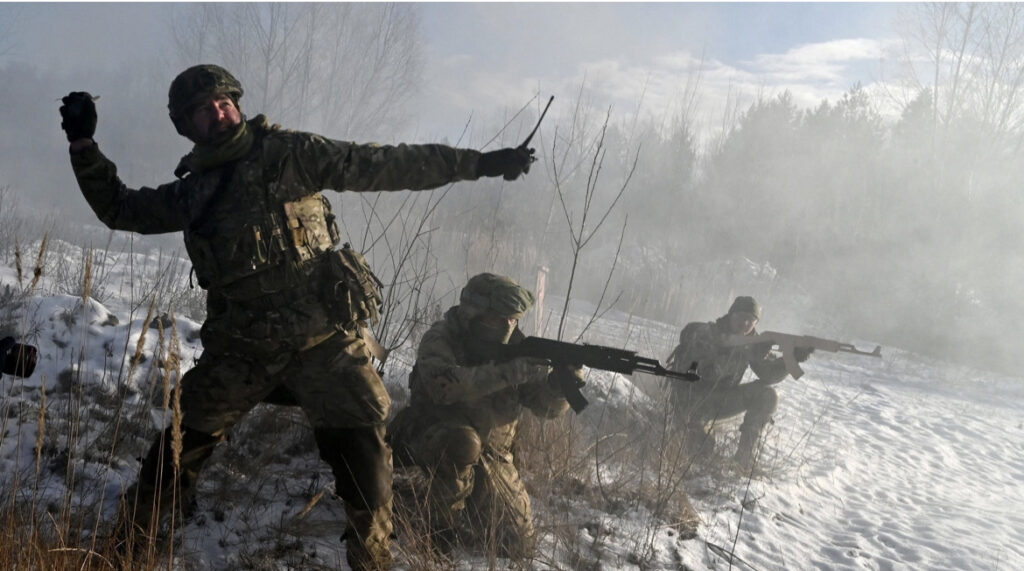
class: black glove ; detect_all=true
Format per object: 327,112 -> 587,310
477,146 -> 535,181
59,92 -> 98,142
794,346 -> 815,363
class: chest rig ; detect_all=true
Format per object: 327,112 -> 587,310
182,131 -> 340,294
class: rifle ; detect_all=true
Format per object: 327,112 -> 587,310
481,336 -> 699,414
722,331 -> 882,380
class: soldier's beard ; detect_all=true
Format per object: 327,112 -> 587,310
200,117 -> 243,145
179,120 -> 254,177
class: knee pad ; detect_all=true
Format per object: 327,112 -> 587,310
434,425 -> 482,467
759,386 -> 779,413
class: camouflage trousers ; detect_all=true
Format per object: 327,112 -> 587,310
120,329 -> 394,570
671,381 -> 778,464
393,417 -> 535,559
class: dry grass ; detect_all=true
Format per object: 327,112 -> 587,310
0,207 -> 201,570
0,201 -> 804,571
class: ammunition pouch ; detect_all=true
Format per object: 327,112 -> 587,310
324,243 -> 384,328
283,193 -> 338,262
187,192 -> 339,291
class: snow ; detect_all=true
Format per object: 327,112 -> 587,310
690,352 -> 1024,570
1,240 -> 1022,570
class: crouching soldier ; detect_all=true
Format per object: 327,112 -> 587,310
389,273 -> 580,558
667,296 -> 813,471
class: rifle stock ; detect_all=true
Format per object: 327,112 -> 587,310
723,331 -> 882,379
486,336 -> 699,413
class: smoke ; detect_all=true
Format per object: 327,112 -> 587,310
2,3 -> 1021,375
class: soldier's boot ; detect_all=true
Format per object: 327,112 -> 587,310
343,502 -> 394,571
466,455 -> 536,560
418,424 -> 482,555
733,429 -> 759,472
734,423 -> 770,476
673,491 -> 701,540
734,389 -> 777,473
112,426 -> 220,562
683,421 -> 715,463
314,426 -> 394,570
423,480 -> 468,556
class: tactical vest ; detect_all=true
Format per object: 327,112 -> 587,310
182,127 -> 384,328
182,129 -> 340,295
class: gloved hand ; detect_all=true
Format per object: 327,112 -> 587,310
794,346 -> 815,363
548,365 -> 585,390
751,341 -> 774,358
59,92 -> 98,142
477,146 -> 535,181
500,356 -> 552,385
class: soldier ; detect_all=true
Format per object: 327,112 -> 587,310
58,65 -> 535,570
388,273 -> 580,559
667,296 -> 813,471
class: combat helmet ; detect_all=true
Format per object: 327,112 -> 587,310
728,296 -> 762,320
459,273 -> 535,320
168,64 -> 244,138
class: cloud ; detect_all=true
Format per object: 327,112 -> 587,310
412,34 -> 906,147
748,38 -> 899,83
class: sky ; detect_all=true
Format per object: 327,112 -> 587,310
3,2 -> 907,141
408,3 -> 906,140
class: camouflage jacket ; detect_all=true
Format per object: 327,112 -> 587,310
408,307 -> 569,455
667,315 -> 789,400
69,118 -> 483,353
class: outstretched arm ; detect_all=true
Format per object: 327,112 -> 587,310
289,133 -> 533,193
70,146 -> 190,234
61,92 -> 188,234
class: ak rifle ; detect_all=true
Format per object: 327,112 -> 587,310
481,336 -> 699,414
723,331 -> 882,379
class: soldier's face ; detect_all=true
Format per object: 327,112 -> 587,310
471,311 -> 518,344
190,94 -> 242,143
728,311 -> 758,335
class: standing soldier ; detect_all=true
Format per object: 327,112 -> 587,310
58,64 -> 535,570
667,296 -> 813,471
389,273 -> 581,558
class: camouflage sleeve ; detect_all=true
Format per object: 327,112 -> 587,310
414,327 -> 533,406
748,345 -> 789,385
671,322 -> 722,377
518,378 -> 570,419
292,133 -> 483,193
69,144 -> 189,234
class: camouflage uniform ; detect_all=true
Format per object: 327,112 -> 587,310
389,274 -> 570,558
667,314 -> 789,467
64,66 -> 520,570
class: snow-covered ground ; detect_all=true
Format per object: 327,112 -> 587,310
1,241 -> 1021,570
685,347 -> 1024,571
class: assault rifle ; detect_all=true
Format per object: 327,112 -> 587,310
480,336 -> 699,414
723,331 -> 882,380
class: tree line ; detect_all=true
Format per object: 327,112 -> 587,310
2,3 -> 1021,373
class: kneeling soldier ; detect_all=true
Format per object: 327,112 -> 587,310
390,273 -> 580,558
